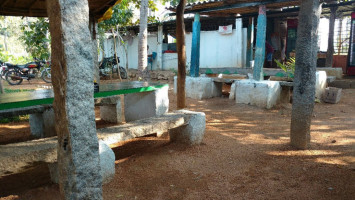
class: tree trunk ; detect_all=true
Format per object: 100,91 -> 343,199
176,0 -> 187,109
290,0 -> 321,150
112,29 -> 122,81
3,16 -> 8,51
138,0 -> 149,80
0,77 -> 3,94
47,0 -> 102,198
325,7 -> 337,67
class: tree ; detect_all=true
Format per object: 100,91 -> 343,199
20,18 -> 50,60
325,6 -> 337,67
290,0 -> 321,149
176,0 -> 187,109
138,0 -> 149,80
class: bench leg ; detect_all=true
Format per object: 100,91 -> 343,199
29,108 -> 56,138
124,86 -> 169,122
48,141 -> 115,185
100,103 -> 122,123
169,110 -> 206,145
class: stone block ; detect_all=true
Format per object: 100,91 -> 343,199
229,82 -> 236,100
315,71 -> 327,101
235,80 -> 281,109
323,87 -> 342,104
169,110 -> 205,145
317,67 -> 343,79
49,140 -> 115,185
98,96 -> 122,123
174,76 -> 222,100
29,108 -> 56,138
124,85 -> 169,122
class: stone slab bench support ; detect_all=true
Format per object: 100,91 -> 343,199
124,85 -> 169,122
169,110 -> 205,145
49,140 -> 115,185
235,80 -> 281,109
96,96 -> 122,123
29,108 -> 56,138
174,76 -> 222,100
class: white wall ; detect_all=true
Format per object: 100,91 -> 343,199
101,26 -> 248,70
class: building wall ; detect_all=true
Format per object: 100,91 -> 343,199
101,27 -> 248,71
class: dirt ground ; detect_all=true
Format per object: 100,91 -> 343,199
0,79 -> 354,200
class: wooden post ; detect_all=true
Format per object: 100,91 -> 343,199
246,17 -> 254,68
190,13 -> 201,77
325,6 -> 337,67
176,0 -> 187,109
157,25 -> 163,70
253,5 -> 267,81
290,0 -> 321,149
90,16 -> 100,84
47,0 -> 102,198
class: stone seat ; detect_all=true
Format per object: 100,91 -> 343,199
0,110 -> 205,180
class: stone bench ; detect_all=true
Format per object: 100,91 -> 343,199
0,86 -> 169,138
0,110 -> 205,183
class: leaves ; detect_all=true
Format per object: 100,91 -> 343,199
19,18 -> 50,60
275,57 -> 296,79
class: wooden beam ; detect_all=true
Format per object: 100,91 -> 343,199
94,0 -> 116,13
170,0 -> 298,15
0,0 -> 11,7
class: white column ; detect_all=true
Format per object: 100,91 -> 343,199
157,25 -> 163,70
235,18 -> 243,68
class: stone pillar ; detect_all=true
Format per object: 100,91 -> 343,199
246,17 -> 254,68
157,25 -> 163,70
253,5 -> 267,81
47,0 -> 102,199
190,13 -> 201,77
235,18 -> 243,68
290,0 -> 321,149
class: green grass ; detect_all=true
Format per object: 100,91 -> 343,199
4,88 -> 35,93
0,115 -> 29,123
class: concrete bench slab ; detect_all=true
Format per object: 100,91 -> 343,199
0,110 -> 205,179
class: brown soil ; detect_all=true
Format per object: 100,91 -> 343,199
0,80 -> 354,200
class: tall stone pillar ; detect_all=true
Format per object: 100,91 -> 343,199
47,0 -> 102,199
253,5 -> 267,81
246,17 -> 254,68
190,13 -> 201,77
157,25 -> 163,70
290,0 -> 321,149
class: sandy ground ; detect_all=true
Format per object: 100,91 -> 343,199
0,79 -> 354,200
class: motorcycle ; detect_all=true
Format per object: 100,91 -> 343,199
5,59 -> 51,85
99,55 -> 127,79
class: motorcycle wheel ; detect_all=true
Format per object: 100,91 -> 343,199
119,66 -> 127,79
6,69 -> 23,85
41,68 -> 52,83
1,69 -> 7,80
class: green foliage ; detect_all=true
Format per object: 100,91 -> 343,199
0,51 -> 32,64
0,115 -> 29,123
275,57 -> 296,79
4,88 -> 35,93
20,18 -> 50,60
